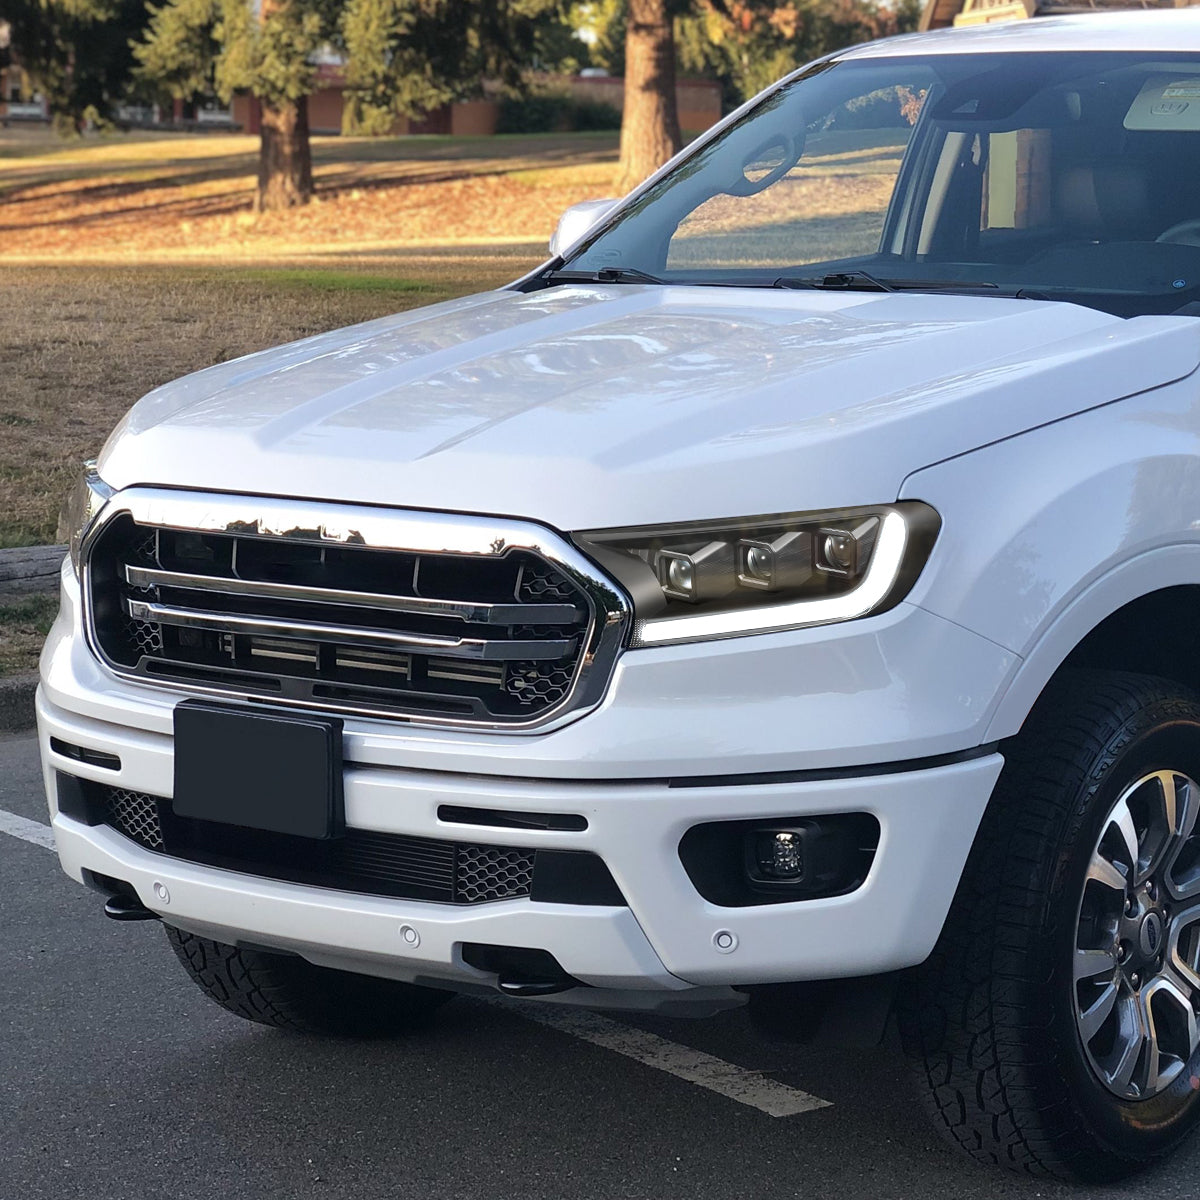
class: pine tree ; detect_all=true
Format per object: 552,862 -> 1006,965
4,0 -> 151,133
135,0 -> 559,212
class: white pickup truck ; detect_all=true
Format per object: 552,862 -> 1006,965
39,10 -> 1200,1182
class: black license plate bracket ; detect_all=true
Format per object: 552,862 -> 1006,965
172,701 -> 344,840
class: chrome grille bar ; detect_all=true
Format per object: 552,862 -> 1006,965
124,565 -> 581,625
123,599 -> 576,662
84,489 -> 631,732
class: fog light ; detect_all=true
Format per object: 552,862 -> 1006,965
756,830 -> 805,879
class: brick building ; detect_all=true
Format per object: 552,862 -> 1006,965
233,65 -> 722,138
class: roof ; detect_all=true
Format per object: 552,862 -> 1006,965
840,9 -> 1200,57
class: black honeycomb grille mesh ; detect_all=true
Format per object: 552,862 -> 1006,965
96,787 -> 534,905
457,845 -> 536,903
104,788 -> 164,850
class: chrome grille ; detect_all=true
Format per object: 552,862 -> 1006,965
83,491 -> 629,729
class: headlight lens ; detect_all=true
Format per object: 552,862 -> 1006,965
58,462 -> 114,571
572,502 -> 940,646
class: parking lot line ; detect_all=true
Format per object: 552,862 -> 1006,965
0,806 -> 55,849
504,1003 -> 833,1117
1,802 -> 833,1116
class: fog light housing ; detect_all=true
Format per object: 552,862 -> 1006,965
753,830 -> 805,879
679,814 -> 880,907
743,818 -> 862,896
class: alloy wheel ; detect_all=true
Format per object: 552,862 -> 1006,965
1074,769 -> 1200,1100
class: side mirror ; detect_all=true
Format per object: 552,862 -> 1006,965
550,198 -> 620,258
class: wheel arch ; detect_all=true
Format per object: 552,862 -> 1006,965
986,546 -> 1200,742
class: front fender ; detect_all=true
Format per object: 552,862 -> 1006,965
900,369 -> 1200,742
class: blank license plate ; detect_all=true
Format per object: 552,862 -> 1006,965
172,701 -> 344,840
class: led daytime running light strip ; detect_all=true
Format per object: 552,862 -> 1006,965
631,510 -> 910,647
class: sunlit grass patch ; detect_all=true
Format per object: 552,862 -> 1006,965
0,594 -> 59,677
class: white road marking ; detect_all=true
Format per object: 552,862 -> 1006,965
503,1002 -> 832,1117
0,807 -> 56,850
1,806 -> 832,1116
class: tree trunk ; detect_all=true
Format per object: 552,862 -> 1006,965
255,96 -> 313,212
615,0 -> 682,196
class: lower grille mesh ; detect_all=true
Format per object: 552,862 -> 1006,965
105,787 -> 165,850
96,787 -> 536,904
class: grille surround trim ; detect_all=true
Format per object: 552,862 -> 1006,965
81,488 -> 631,733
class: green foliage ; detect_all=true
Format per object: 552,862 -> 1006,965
136,0 -> 341,108
529,4 -> 594,73
571,0 -> 626,75
133,0 -> 219,101
340,0 -> 561,133
137,0 -> 566,132
495,91 -> 620,134
679,0 -> 922,106
4,0 -> 152,132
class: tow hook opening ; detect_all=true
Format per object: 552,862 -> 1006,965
83,870 -> 161,922
460,943 -> 585,997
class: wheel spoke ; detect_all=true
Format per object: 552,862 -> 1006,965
1158,772 -> 1183,838
1164,776 -> 1200,899
1074,947 -> 1117,982
1112,799 -> 1142,882
1078,981 -> 1119,1042
1168,904 -> 1200,987
1144,771 -> 1186,880
1142,1017 -> 1164,1095
1087,854 -> 1127,893
1107,995 -> 1146,1094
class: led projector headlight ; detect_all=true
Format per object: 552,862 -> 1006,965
573,502 -> 940,647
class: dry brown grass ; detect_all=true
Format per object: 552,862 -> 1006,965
0,595 -> 57,676
0,127 -> 619,263
0,256 -> 538,549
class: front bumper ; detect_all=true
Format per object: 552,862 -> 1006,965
39,559 -> 1009,1006
40,684 -> 1002,1002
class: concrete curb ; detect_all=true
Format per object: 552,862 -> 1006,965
0,674 -> 38,733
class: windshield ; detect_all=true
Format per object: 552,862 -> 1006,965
560,51 -> 1200,317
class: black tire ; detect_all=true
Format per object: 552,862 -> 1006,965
165,925 -> 453,1036
903,669 -> 1200,1181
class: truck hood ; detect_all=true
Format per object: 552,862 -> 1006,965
100,284 -> 1200,530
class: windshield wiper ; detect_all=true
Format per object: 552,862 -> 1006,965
543,266 -> 666,286
775,272 -> 1000,294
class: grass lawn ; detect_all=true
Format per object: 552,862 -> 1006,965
0,595 -> 58,677
0,255 -> 539,550
0,125 -> 619,263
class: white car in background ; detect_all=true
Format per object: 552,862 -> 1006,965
40,10 -> 1200,1182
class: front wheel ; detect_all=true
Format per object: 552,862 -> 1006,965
166,926 -> 453,1036
904,670 -> 1200,1181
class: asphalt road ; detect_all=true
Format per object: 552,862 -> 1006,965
4,729 -> 1199,1200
